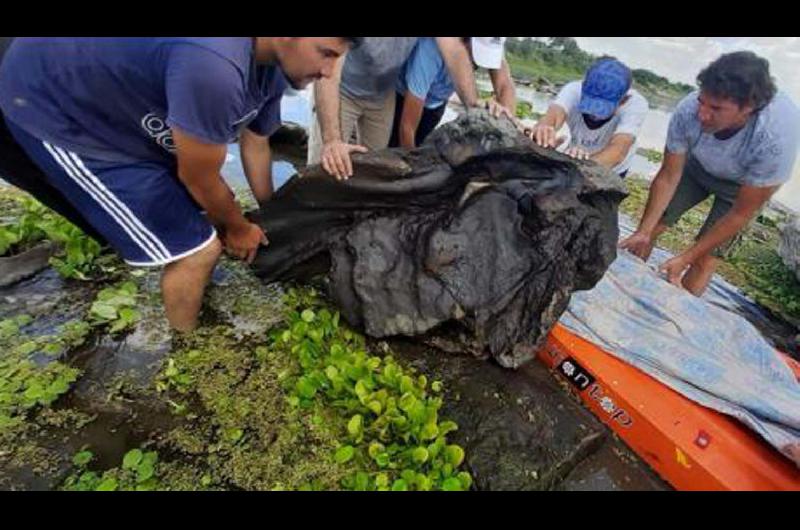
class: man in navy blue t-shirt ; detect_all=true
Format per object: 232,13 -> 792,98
0,37 -> 360,331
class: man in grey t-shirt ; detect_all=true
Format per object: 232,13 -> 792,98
621,51 -> 800,296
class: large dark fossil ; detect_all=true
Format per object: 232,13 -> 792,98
250,109 -> 627,367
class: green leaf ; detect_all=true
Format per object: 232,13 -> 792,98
442,477 -> 462,491
399,375 -> 415,394
295,377 -> 317,399
142,451 -> 158,467
420,423 -> 439,441
398,392 -> 416,412
412,447 -> 429,464
334,445 -> 355,464
391,479 -> 408,491
118,307 -> 140,324
72,450 -> 94,467
355,471 -> 370,491
23,382 -> 44,402
416,473 -> 432,491
91,302 -> 118,321
226,428 -> 244,443
368,442 -> 385,459
95,477 -> 118,491
375,473 -> 389,488
431,381 -> 443,393
301,309 -> 316,323
136,461 -> 155,483
367,400 -> 383,415
438,420 -> 458,436
354,379 -> 369,400
457,471 -> 473,490
445,445 -> 465,467
347,414 -> 363,438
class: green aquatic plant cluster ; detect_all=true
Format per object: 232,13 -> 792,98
0,279 -> 142,435
0,315 -> 87,433
62,448 -> 163,491
141,286 -> 472,491
89,281 -> 141,334
275,288 -> 472,491
636,147 -> 664,164
0,192 -> 108,280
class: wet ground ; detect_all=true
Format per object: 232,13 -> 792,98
0,257 -> 670,490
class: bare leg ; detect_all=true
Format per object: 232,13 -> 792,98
681,252 -> 718,297
160,237 -> 223,332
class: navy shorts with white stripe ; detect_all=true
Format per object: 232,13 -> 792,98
6,118 -> 217,267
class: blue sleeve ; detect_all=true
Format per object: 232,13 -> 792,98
247,69 -> 287,137
247,96 -> 281,137
404,39 -> 442,101
164,44 -> 245,144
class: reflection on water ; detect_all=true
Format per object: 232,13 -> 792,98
222,90 -> 310,193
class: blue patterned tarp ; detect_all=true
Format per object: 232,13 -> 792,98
561,246 -> 800,467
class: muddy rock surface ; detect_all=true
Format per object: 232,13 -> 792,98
251,109 -> 627,367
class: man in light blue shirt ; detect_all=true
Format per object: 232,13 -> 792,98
388,37 -> 516,149
621,51 -> 800,296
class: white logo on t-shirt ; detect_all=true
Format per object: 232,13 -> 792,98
141,113 -> 176,153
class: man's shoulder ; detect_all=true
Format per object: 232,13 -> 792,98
159,38 -> 252,74
760,91 -> 800,130
555,80 -> 582,102
625,89 -> 649,111
675,91 -> 700,114
409,37 -> 442,65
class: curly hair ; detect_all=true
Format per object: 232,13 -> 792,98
697,51 -> 776,110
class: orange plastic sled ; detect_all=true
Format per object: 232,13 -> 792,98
537,324 -> 800,491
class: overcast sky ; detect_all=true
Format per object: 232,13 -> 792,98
572,37 -> 800,103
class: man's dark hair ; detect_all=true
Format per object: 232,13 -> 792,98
697,51 -> 776,110
343,37 -> 363,49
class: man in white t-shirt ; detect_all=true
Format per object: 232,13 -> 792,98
528,58 -> 648,177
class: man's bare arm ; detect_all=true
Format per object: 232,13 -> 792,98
240,128 -> 273,203
436,37 -> 478,107
172,126 -> 267,263
590,133 -> 635,169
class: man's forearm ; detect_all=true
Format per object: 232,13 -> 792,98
400,121 -> 417,149
493,60 -> 516,110
315,56 -> 345,144
538,105 -> 565,130
591,137 -> 633,169
183,173 -> 247,230
316,78 -> 342,143
638,169 -> 682,233
684,210 -> 752,261
240,130 -> 273,202
436,37 -> 478,107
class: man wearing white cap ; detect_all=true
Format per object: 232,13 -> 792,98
388,37 -> 517,149
310,36 -> 516,179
